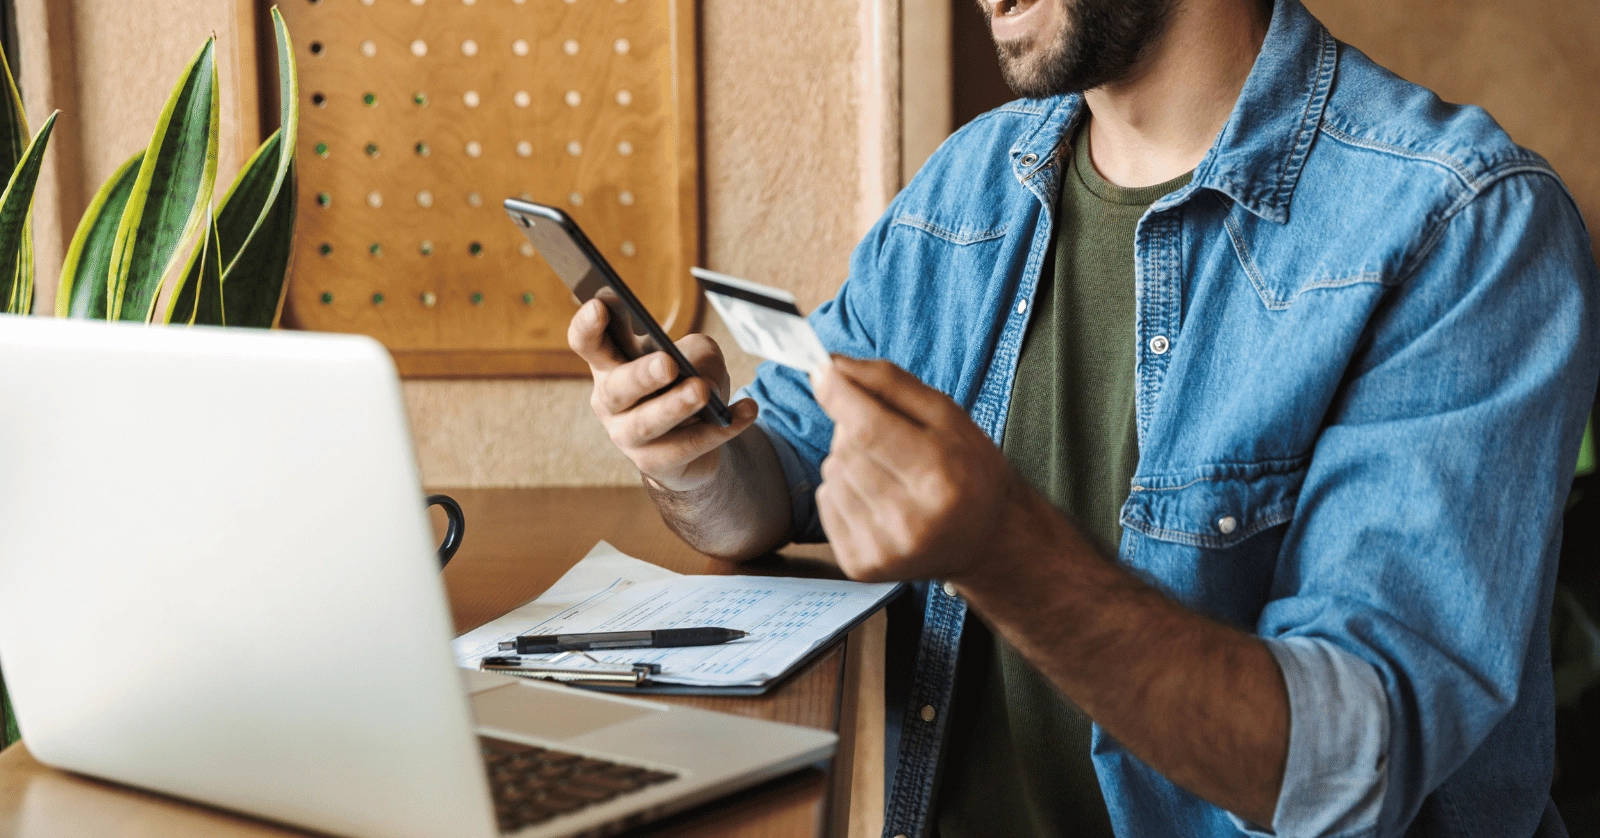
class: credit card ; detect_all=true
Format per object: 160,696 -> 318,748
691,267 -> 832,373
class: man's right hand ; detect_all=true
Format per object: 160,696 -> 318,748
568,299 -> 760,492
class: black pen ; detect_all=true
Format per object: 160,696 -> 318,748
497,627 -> 747,655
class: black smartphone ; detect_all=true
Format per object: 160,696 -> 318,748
503,199 -> 732,427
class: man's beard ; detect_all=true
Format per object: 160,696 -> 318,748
992,0 -> 1177,97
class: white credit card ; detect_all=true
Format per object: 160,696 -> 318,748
692,267 -> 832,373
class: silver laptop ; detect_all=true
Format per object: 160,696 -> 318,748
0,316 -> 835,838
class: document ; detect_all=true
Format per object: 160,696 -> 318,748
453,542 -> 900,689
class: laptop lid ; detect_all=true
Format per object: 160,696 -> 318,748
0,316 -> 498,838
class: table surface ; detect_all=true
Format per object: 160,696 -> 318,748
0,487 -> 857,838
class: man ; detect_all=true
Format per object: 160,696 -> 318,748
569,0 -> 1599,833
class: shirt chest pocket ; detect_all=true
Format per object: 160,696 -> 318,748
1119,458 -> 1308,550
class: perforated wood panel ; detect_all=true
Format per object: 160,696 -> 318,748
270,0 -> 699,377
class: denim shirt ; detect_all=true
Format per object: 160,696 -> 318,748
739,0 -> 1600,835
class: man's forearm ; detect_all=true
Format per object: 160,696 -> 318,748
953,486 -> 1289,827
646,425 -> 793,562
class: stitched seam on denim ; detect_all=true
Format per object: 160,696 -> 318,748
1122,502 -> 1295,547
1223,211 -> 1287,311
1130,454 -> 1311,490
1392,168 -> 1565,289
1009,95 -> 1066,160
1317,122 -> 1478,187
997,101 -> 1048,116
1270,26 -> 1337,216
972,170 -> 1057,444
884,590 -> 965,837
1297,273 -> 1385,293
891,216 -> 1008,245
1224,211 -> 1389,307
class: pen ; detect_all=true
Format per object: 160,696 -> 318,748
496,627 -> 747,655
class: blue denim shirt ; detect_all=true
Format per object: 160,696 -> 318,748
739,0 -> 1600,835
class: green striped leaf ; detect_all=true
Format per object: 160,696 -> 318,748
0,112 -> 57,314
165,10 -> 298,328
1,664 -> 16,749
57,152 -> 142,318
0,40 -> 28,195
107,38 -> 219,323
170,206 -> 222,326
221,156 -> 297,328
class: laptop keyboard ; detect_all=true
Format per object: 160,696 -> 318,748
480,736 -> 678,834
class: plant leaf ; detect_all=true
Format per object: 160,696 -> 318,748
167,131 -> 283,325
223,159 -> 296,327
0,39 -> 28,191
168,9 -> 299,328
0,111 -> 57,314
107,38 -> 219,322
57,151 -> 143,318
170,205 -> 222,326
219,8 -> 298,327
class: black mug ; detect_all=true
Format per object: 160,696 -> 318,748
426,494 -> 465,568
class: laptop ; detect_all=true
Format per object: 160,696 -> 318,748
0,316 -> 836,838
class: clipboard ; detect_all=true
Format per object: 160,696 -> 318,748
457,543 -> 906,697
477,584 -> 904,696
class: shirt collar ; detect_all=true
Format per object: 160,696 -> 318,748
1009,0 -> 1337,224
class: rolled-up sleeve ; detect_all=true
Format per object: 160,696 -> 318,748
1230,637 -> 1389,838
1254,171 -> 1599,836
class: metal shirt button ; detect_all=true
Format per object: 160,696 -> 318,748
1217,515 -> 1238,534
920,704 -> 937,722
1149,335 -> 1170,355
942,581 -> 957,597
1016,298 -> 1028,315
1020,153 -> 1039,166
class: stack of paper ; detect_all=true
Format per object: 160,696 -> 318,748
452,542 -> 901,690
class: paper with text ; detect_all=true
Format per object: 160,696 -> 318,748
452,542 -> 900,687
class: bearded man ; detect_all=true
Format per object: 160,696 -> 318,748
567,0 -> 1599,834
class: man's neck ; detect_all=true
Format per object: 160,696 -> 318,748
1082,0 -> 1270,188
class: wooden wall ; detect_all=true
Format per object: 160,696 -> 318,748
18,0 -> 1593,488
15,0 -> 905,488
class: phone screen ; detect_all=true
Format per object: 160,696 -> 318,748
504,199 -> 732,427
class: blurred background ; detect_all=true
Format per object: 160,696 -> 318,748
8,0 -> 1598,824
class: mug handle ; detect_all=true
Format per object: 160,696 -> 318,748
425,494 -> 465,569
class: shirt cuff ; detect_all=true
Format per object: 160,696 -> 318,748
749,413 -> 825,543
1228,636 -> 1389,838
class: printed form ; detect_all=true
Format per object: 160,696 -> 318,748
453,541 -> 901,688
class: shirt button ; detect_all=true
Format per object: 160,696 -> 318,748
1217,515 -> 1238,534
1149,335 -> 1170,355
1016,298 -> 1028,315
1020,153 -> 1039,167
942,581 -> 958,597
920,704 -> 937,722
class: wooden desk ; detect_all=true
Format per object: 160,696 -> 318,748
0,487 -> 885,838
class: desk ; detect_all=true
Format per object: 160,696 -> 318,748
0,487 -> 885,838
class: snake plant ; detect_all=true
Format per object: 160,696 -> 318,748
54,7 -> 299,326
0,8 -> 300,750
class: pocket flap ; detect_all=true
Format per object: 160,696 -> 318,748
1120,457 -> 1308,549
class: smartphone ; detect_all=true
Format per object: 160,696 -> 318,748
503,198 -> 732,427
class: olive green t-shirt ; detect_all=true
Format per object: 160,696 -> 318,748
932,127 -> 1192,837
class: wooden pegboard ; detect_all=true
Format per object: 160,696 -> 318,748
270,0 -> 699,377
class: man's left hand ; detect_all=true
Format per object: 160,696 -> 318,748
811,356 -> 1025,583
